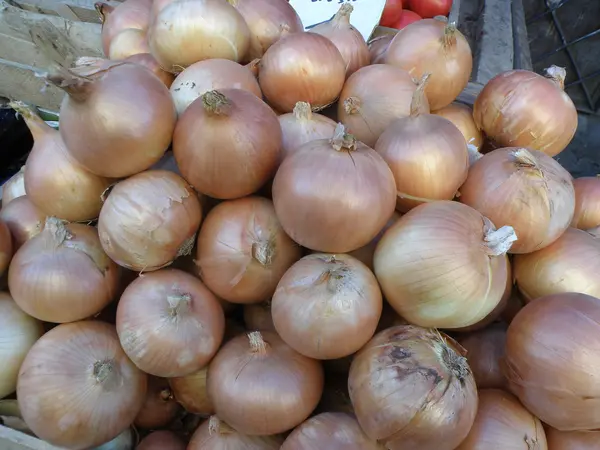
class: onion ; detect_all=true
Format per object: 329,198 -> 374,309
272,124 -> 396,252
456,389 -> 547,449
474,66 -> 578,157
375,75 -> 469,211
349,325 -> 478,450
98,170 -> 202,271
207,331 -> 324,435
503,292 -> 600,430
116,268 -> 225,377
188,416 -> 284,449
272,253 -> 382,359
311,4 -> 370,78
0,292 -> 43,399
243,301 -> 275,332
457,323 -> 506,389
433,103 -> 483,150
196,196 -> 301,304
168,367 -> 213,415
97,0 -> 151,56
227,0 -> 303,60
258,32 -> 346,112
173,89 -> 281,199
147,0 -> 250,72
0,221 -> 12,276
125,53 -> 174,87
281,412 -> 382,449
374,201 -> 515,328
348,211 -> 401,270
95,428 -> 134,450
170,59 -> 261,116
571,176 -> 600,230
9,218 -> 119,323
1,166 -> 25,206
17,321 -> 147,449
108,28 -> 150,60
459,147 -> 574,254
384,19 -> 472,110
137,431 -> 185,450
368,34 -> 395,64
337,64 -> 427,147
546,427 -> 600,449
278,102 -> 337,158
134,376 -> 179,429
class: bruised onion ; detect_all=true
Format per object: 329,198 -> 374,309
368,34 -> 395,64
0,221 -> 11,276
349,325 -> 478,450
138,431 -> 185,450
0,196 -> 45,250
272,253 -> 382,359
207,331 -> 324,435
243,301 -> 275,332
338,64 -> 427,147
134,376 -> 179,429
433,102 -> 483,150
97,0 -> 151,56
457,324 -> 506,389
546,428 -> 600,449
9,218 -> 119,323
273,124 -> 396,252
98,170 -> 202,271
259,32 -> 346,112
571,176 -> 600,230
169,367 -> 213,415
17,321 -> 147,449
384,19 -> 472,110
348,211 -> 401,270
1,166 -> 25,206
504,292 -> 600,430
278,102 -> 337,158
125,53 -> 174,87
189,416 -> 284,449
116,269 -> 225,377
173,89 -> 281,199
474,66 -> 578,156
459,147 -> 574,254
196,196 -> 301,304
374,201 -> 516,328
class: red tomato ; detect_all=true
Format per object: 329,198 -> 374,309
407,0 -> 452,18
380,0 -> 404,28
392,9 -> 422,29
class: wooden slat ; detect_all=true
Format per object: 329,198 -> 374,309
0,59 -> 64,110
8,0 -> 122,22
0,425 -> 64,450
511,0 -> 533,71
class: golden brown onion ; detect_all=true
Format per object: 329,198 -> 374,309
546,427 -> 600,449
368,34 -> 395,64
1,166 -> 25,206
243,301 -> 276,332
188,416 -> 284,449
17,321 -> 147,449
0,221 -> 12,277
459,147 -> 574,254
108,28 -> 150,60
0,196 -> 45,251
259,32 -> 346,112
134,376 -> 179,429
348,211 -> 401,270
433,102 -> 483,150
457,323 -> 507,389
125,53 -> 174,87
138,430 -> 186,450
98,170 -> 202,271
97,0 -> 151,56
504,292 -> 600,430
168,367 -> 213,416
571,176 -> 600,230
348,325 -> 478,450
474,66 -> 578,157
207,331 -> 324,435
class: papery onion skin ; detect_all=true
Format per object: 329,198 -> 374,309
0,221 -> 12,276
0,292 -> 43,399
17,321 -> 147,449
207,331 -> 324,435
134,376 -> 180,429
384,19 -> 472,110
457,324 -> 507,390
1,166 -> 26,206
189,416 -> 284,449
138,430 -> 186,450
168,367 -> 213,415
125,53 -> 174,87
259,32 -> 346,112
503,292 -> 600,430
433,103 -> 483,150
170,59 -> 261,116
97,0 -> 151,56
116,269 -> 225,377
272,253 -> 382,359
108,28 -> 150,60
374,201 -> 514,328
545,427 -> 600,449
243,301 -> 276,332
0,196 -> 46,250
571,176 -> 600,230
148,0 -> 250,71
348,325 -> 478,450
98,170 -> 202,272
368,34 -> 395,64
279,101 -> 337,158
281,412 -> 383,450
473,67 -> 578,157
455,389 -> 547,450
9,218 -> 119,323
173,89 -> 281,199
338,64 -> 427,147
348,211 -> 401,270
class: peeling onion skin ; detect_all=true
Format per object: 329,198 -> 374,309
8,218 -> 119,323
545,427 -> 600,449
188,416 -> 284,449
134,376 -> 180,429
473,67 -> 578,157
348,325 -> 478,450
125,53 -> 174,87
168,366 -> 213,415
571,176 -> 600,230
0,196 -> 45,250
503,292 -> 600,431
455,389 -> 547,450
348,211 -> 401,270
116,269 -> 225,377
17,321 -> 147,449
1,166 -> 26,206
138,431 -> 186,450
0,221 -> 12,277
98,170 -> 202,272
433,103 -> 483,150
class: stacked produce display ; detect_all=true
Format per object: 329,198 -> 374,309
0,0 -> 599,449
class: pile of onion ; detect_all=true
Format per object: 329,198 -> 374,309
348,211 -> 401,270
134,376 -> 179,429
458,323 -> 507,389
504,292 -> 600,430
474,66 -> 578,156
375,75 -> 469,211
125,53 -> 174,87
195,196 -> 301,303
98,170 -> 202,271
571,176 -> 600,230
97,0 -> 151,58
138,431 -> 185,450
278,102 -> 337,158
349,325 -> 478,450
337,64 -> 426,147
207,331 -> 324,435
259,32 -> 346,112
8,217 -> 119,323
273,124 -> 396,252
374,201 -> 515,328
0,196 -> 45,250
545,427 -> 600,449
0,221 -> 12,276
1,166 -> 25,206
188,416 -> 284,449
433,102 -> 484,151
459,147 -> 574,253
243,301 -> 276,332
173,89 -> 281,199
17,321 -> 147,449
169,367 -> 213,415
384,18 -> 473,110
116,269 -> 225,377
